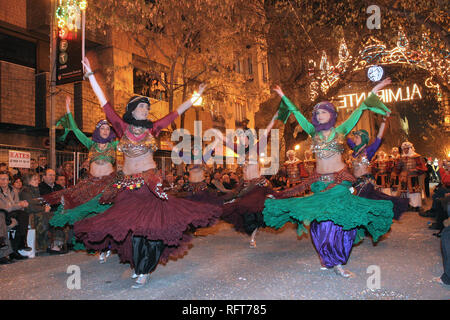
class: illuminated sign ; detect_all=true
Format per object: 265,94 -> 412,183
336,83 -> 422,109
55,1 -> 87,85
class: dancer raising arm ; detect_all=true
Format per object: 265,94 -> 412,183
74,57 -> 221,288
264,78 -> 394,278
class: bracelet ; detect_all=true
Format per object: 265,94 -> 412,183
84,71 -> 94,79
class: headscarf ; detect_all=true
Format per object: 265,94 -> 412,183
92,119 -> 116,143
122,95 -> 153,129
311,101 -> 338,131
352,129 -> 369,154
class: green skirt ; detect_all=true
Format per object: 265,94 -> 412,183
262,181 -> 394,243
49,194 -> 112,250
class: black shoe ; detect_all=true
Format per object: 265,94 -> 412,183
9,252 -> 28,260
0,257 -> 13,265
433,232 -> 442,238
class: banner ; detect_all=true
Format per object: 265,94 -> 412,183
9,150 -> 31,169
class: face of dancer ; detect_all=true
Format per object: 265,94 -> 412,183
99,124 -> 111,139
131,102 -> 150,120
315,109 -> 331,124
354,135 -> 362,145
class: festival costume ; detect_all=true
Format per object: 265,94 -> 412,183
42,113 -> 117,249
283,153 -> 309,193
220,133 -> 275,236
74,102 -> 221,274
348,137 -> 409,220
395,143 -> 427,209
263,93 -> 394,268
221,176 -> 273,235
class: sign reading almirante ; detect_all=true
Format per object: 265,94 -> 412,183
336,83 -> 422,110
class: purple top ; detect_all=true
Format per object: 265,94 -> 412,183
347,137 -> 381,161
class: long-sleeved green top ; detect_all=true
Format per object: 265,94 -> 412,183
57,112 -> 118,164
277,92 -> 391,139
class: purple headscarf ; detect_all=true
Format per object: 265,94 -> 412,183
92,120 -> 116,143
311,101 -> 338,132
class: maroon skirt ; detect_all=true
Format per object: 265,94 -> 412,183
221,186 -> 272,235
42,172 -> 116,209
73,185 -> 221,266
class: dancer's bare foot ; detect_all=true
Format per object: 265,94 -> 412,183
334,265 -> 354,278
249,239 -> 256,248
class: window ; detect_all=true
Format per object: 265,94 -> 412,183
247,57 -> 253,75
261,62 -> 268,83
133,68 -> 168,102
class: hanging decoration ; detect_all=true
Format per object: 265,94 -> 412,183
308,30 -> 449,102
56,0 -> 87,40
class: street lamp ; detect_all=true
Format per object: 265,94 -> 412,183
294,144 -> 300,151
191,91 -> 203,106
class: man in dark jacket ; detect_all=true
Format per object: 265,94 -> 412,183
38,169 -> 65,253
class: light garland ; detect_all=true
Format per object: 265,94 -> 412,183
308,31 -> 449,101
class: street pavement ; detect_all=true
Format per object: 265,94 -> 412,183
0,203 -> 449,300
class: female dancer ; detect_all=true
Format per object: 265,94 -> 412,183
74,57 -> 221,288
264,79 -> 394,278
347,119 -> 409,220
44,96 -> 117,260
219,112 -> 278,248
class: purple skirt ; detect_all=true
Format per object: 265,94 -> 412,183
356,182 -> 409,220
74,185 -> 221,267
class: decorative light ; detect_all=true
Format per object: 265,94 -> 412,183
294,144 -> 300,151
367,65 -> 384,82
191,91 -> 203,106
56,1 -> 85,39
308,32 -> 449,102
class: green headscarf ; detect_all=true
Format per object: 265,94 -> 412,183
353,129 -> 369,154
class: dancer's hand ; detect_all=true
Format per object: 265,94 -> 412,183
372,77 -> 391,93
81,56 -> 92,74
65,96 -> 71,114
273,85 -> 284,98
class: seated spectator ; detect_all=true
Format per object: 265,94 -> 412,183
0,209 -> 18,264
20,173 -> 52,253
0,171 -> 30,260
12,176 -> 23,194
38,169 -> 66,253
55,175 -> 67,189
